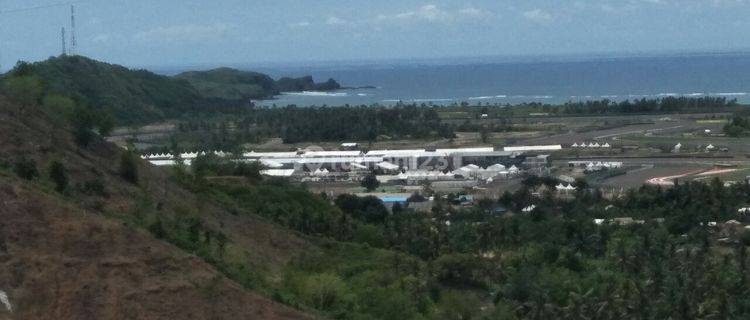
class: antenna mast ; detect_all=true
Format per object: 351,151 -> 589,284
69,5 -> 77,55
61,27 -> 67,55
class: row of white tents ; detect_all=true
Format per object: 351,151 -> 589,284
141,151 -> 230,160
555,183 -> 577,191
585,161 -> 623,172
572,142 -> 611,148
455,164 -> 520,180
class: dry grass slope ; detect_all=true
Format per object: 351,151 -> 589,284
0,96 -> 314,319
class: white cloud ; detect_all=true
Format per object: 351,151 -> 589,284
523,9 -> 552,23
412,4 -> 451,21
710,0 -> 750,6
377,4 -> 491,23
288,21 -> 311,28
378,4 -> 451,22
458,7 -> 491,18
134,23 -> 230,43
326,16 -> 347,25
92,34 -> 110,43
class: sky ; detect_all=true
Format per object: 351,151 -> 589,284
2,0 -> 750,68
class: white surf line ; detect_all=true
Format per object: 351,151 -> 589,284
594,125 -> 684,140
0,290 -> 12,313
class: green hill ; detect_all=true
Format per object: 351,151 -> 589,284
176,67 -> 279,100
276,75 -> 341,92
176,68 -> 341,100
6,57 -> 344,126
10,55 -> 201,125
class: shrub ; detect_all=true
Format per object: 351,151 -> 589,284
0,159 -> 10,170
4,75 -> 43,107
78,178 -> 108,197
13,157 -> 38,180
360,171 -> 380,191
119,151 -> 139,184
48,160 -> 68,192
148,217 -> 167,239
353,224 -> 385,247
302,273 -> 348,311
407,192 -> 427,202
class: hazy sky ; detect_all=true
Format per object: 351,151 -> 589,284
2,0 -> 750,68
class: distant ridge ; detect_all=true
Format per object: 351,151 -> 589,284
3,56 -> 343,125
176,67 -> 341,100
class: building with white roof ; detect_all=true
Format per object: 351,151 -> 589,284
503,145 -> 562,152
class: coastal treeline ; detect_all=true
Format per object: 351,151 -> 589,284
165,96 -> 735,150
177,104 -> 457,145
559,96 -> 736,114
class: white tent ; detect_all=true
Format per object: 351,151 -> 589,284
377,162 -> 400,171
509,165 -> 520,173
602,143 -> 611,148
261,160 -> 284,168
522,205 -> 536,213
457,165 -> 481,174
349,163 -> 368,170
312,168 -> 329,176
486,164 -> 507,171
262,169 -> 295,177
572,143 -> 579,148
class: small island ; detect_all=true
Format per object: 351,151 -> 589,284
176,68 -> 342,101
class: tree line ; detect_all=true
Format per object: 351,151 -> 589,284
175,154 -> 750,319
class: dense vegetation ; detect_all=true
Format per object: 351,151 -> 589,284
157,154 -> 750,319
557,96 -> 737,114
3,60 -> 115,147
724,114 -> 750,137
173,104 -> 457,146
162,96 -> 736,150
7,56 -> 202,124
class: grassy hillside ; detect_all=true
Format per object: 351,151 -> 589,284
11,55 -> 202,125
0,94 -> 316,319
177,68 -> 341,100
176,67 -> 279,100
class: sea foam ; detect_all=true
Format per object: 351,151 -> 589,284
283,91 -> 348,97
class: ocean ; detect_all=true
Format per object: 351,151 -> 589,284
164,52 -> 750,107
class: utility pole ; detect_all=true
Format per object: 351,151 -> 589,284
69,5 -> 76,55
61,27 -> 67,55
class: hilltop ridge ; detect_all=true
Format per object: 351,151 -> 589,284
5,55 -> 343,125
